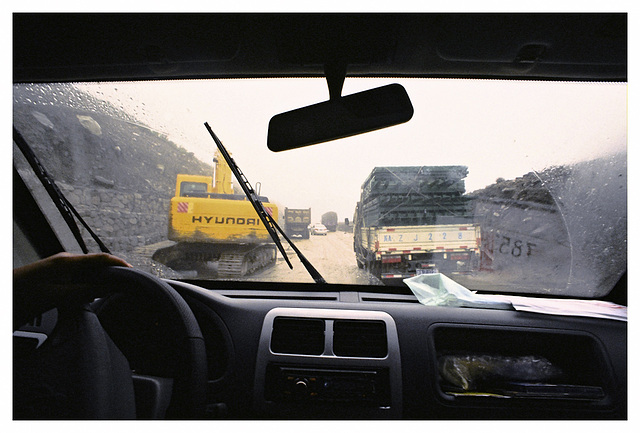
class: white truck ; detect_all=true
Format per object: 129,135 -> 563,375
355,222 -> 481,280
353,166 -> 480,282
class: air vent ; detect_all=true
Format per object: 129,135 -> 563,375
333,320 -> 388,358
270,317 -> 325,355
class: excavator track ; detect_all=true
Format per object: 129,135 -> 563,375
218,245 -> 277,278
153,242 -> 277,279
218,253 -> 249,279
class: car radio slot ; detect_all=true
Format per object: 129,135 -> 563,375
265,364 -> 391,407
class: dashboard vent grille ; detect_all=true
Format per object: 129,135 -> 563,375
333,320 -> 388,358
270,317 -> 325,355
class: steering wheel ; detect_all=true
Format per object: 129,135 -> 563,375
13,266 -> 207,420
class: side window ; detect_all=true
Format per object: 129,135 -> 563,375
13,220 -> 44,268
180,182 -> 208,197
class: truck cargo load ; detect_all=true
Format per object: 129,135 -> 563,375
359,166 -> 473,226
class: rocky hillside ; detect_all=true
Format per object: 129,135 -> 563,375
469,166 -> 572,207
14,83 -> 212,198
14,83 -> 213,275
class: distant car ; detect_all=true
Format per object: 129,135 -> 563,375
309,223 -> 328,236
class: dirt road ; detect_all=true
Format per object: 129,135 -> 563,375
244,231 -> 379,285
138,230 -> 380,284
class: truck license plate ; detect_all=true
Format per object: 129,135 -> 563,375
416,268 -> 437,275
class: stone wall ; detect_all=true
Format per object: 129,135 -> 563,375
58,182 -> 170,252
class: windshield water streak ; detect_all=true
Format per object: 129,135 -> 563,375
13,79 -> 627,297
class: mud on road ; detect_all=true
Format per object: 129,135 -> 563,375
136,231 -> 381,285
244,231 -> 381,285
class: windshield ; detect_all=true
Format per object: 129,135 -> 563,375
13,78 -> 627,297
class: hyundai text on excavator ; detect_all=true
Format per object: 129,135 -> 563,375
152,150 -> 279,278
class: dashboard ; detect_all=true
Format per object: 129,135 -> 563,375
155,280 -> 628,420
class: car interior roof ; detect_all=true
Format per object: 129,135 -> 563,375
13,13 -> 627,84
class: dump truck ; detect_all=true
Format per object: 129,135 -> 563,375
353,166 -> 480,282
152,151 -> 278,278
321,211 -> 338,232
284,208 -> 311,239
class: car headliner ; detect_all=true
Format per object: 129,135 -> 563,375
13,13 -> 627,84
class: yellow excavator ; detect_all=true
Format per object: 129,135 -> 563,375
152,150 -> 279,278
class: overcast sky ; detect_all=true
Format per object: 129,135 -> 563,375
79,78 -> 627,222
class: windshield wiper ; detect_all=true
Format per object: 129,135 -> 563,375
13,127 -> 111,254
204,122 -> 326,284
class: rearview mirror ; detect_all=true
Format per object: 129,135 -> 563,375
267,84 -> 413,152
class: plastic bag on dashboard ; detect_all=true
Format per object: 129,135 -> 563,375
438,354 -> 563,391
403,273 -> 514,310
